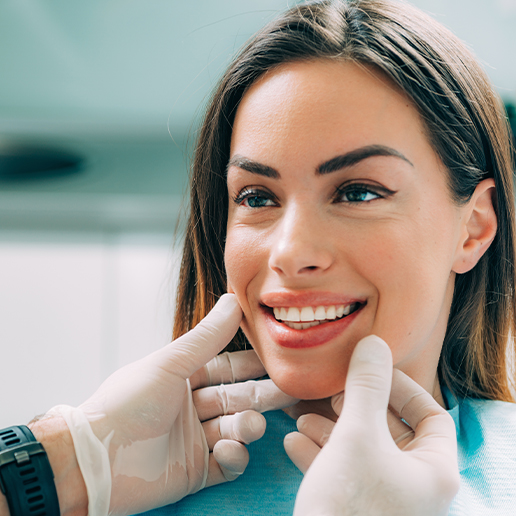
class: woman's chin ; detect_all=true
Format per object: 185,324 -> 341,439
269,370 -> 346,400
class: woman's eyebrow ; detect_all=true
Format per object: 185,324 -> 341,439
227,145 -> 413,178
227,155 -> 279,178
317,145 -> 414,174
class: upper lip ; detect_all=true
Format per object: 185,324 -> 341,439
260,291 -> 366,308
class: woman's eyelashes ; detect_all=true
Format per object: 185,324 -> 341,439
233,187 -> 277,208
334,182 -> 395,204
231,182 -> 396,208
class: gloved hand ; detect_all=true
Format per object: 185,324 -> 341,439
285,335 -> 459,516
48,294 -> 297,516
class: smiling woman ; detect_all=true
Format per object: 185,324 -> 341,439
224,59 -> 489,402
167,0 -> 516,513
3,3 -> 516,516
174,0 -> 515,404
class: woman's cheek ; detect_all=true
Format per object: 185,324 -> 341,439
225,231 -> 246,292
225,228 -> 260,305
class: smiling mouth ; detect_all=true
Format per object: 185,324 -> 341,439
271,302 -> 363,330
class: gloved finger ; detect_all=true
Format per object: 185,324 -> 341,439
389,369 -> 456,452
161,294 -> 242,380
194,379 -> 298,421
387,408 -> 415,449
296,413 -> 335,448
340,335 -> 392,424
190,350 -> 266,390
283,398 -> 338,422
332,394 -> 415,448
205,440 -> 249,487
284,432 -> 320,474
389,369 -> 446,427
203,410 -> 266,450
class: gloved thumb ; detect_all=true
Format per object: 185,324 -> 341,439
162,294 -> 243,380
339,335 -> 392,423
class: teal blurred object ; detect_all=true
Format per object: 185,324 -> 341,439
0,141 -> 83,180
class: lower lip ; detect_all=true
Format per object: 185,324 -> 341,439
262,305 -> 364,349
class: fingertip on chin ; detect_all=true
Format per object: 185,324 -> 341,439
353,334 -> 392,365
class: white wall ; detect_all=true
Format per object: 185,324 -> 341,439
0,230 -> 178,427
410,0 -> 516,99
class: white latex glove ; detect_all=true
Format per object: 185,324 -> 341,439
285,335 -> 459,516
48,294 -> 297,516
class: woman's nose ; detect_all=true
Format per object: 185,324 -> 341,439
268,206 -> 334,277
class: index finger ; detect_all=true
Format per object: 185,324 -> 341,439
340,335 -> 393,422
194,379 -> 298,421
190,350 -> 266,390
161,294 -> 243,380
389,369 -> 457,451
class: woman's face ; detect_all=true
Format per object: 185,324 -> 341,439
224,60 -> 467,400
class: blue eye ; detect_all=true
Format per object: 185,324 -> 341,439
234,188 -> 276,208
244,195 -> 274,208
337,185 -> 382,203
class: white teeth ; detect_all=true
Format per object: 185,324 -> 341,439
300,306 -> 315,321
287,307 -> 301,322
314,306 -> 326,320
273,303 -> 359,325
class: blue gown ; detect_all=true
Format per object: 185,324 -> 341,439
446,390 -> 516,514
138,390 -> 516,515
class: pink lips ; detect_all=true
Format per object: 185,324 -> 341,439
260,291 -> 365,349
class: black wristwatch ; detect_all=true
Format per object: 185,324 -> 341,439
0,426 -> 60,516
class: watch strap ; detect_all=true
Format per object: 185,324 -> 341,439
0,425 -> 60,516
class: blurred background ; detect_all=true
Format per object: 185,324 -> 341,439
1,0 -> 515,427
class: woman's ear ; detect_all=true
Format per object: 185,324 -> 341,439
452,178 -> 497,274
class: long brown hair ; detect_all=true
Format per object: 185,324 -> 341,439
173,0 -> 516,401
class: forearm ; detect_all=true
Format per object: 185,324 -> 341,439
0,417 -> 88,516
